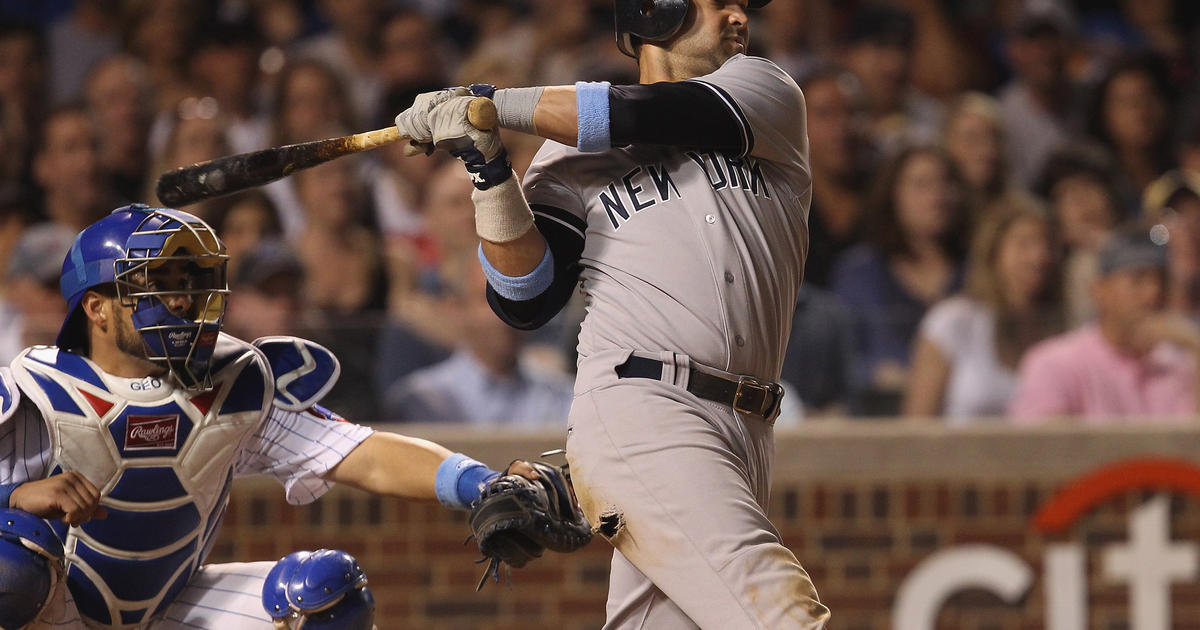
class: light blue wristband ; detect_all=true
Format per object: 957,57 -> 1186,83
576,81 -> 612,152
478,243 -> 554,301
435,454 -> 499,510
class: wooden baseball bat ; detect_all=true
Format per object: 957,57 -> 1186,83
155,96 -> 498,207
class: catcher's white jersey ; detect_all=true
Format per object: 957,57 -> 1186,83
0,334 -> 372,629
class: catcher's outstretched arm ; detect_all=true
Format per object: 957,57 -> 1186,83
325,433 -> 539,506
324,432 -> 453,502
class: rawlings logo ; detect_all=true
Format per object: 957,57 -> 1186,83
167,330 -> 193,349
124,415 -> 179,450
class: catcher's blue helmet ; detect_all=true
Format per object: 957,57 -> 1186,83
0,508 -> 64,629
615,0 -> 772,57
58,204 -> 229,389
263,549 -> 375,630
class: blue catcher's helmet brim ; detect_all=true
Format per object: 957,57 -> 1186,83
56,294 -> 89,352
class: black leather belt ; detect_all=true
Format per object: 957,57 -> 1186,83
615,356 -> 784,420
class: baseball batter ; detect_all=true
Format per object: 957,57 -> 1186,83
394,0 -> 829,627
0,205 -> 534,629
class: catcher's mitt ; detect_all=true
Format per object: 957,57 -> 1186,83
469,460 -> 593,589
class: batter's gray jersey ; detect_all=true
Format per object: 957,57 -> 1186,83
513,53 -> 826,629
523,54 -> 810,381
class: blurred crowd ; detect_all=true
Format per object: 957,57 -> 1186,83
0,0 -> 1199,426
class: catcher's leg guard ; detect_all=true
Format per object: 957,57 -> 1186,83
262,549 -> 375,630
0,508 -> 64,629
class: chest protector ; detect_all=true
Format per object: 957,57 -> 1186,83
9,335 -> 272,628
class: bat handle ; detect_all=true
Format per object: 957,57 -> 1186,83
466,96 -> 498,131
358,96 -> 500,152
396,96 -> 500,156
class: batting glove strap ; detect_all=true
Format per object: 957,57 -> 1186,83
469,83 -> 497,99
458,146 -> 513,190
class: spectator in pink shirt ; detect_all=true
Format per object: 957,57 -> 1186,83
1009,223 -> 1200,423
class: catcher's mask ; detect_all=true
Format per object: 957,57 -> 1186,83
614,0 -> 772,58
58,204 -> 229,390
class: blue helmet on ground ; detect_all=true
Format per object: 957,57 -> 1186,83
614,0 -> 772,57
0,508 -> 64,629
263,549 -> 375,630
57,204 -> 229,389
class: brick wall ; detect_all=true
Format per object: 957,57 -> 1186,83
209,423 -> 1200,629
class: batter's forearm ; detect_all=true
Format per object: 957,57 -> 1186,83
529,86 -> 579,147
481,229 -> 548,277
471,170 -> 547,276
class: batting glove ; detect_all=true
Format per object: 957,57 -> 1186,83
428,95 -> 511,190
394,87 -> 472,155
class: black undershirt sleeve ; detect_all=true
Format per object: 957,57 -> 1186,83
485,204 -> 587,330
608,81 -> 753,156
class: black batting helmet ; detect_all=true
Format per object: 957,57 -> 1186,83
615,0 -> 772,58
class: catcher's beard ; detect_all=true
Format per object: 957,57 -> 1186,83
113,305 -> 168,377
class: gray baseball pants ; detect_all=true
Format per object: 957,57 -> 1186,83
566,349 -> 829,629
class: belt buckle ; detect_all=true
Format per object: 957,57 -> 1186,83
734,376 -> 781,417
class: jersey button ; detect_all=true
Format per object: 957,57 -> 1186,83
735,335 -> 745,347
724,271 -> 734,283
704,214 -> 716,224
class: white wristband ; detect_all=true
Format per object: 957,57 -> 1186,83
472,176 -> 534,243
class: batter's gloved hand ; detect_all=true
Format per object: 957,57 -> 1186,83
394,86 -> 472,156
469,460 -> 593,590
428,87 -> 512,190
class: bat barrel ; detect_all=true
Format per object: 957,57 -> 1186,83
156,136 -> 353,207
156,96 -> 499,207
